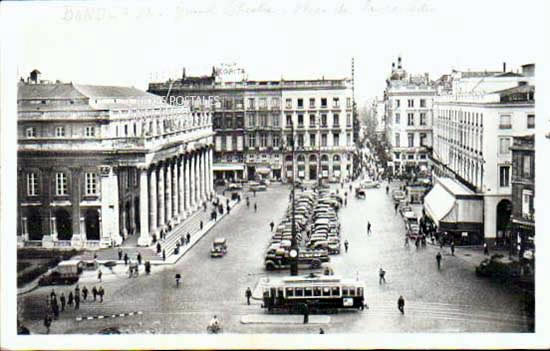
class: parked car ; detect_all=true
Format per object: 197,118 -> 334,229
259,179 -> 271,186
399,205 -> 413,217
227,183 -> 243,190
38,260 -> 83,286
476,254 -> 521,280
392,190 -> 406,202
355,188 -> 366,199
214,179 -> 227,186
250,184 -> 267,192
361,180 -> 381,189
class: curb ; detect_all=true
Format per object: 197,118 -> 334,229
76,311 -> 143,321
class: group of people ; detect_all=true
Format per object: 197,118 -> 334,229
43,284 -> 105,334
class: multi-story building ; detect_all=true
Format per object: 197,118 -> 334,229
149,69 -> 354,183
384,57 -> 436,174
18,71 -> 214,249
427,64 -> 535,245
510,134 -> 534,260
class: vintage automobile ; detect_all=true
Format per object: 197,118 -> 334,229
250,183 -> 267,192
227,183 -> 243,190
210,238 -> 228,257
476,254 -> 521,280
392,190 -> 406,202
38,260 -> 83,286
361,180 -> 381,189
355,188 -> 366,199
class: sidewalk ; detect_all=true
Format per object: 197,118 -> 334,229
240,314 -> 331,324
430,242 -> 507,269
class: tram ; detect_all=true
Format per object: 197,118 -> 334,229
261,273 -> 366,313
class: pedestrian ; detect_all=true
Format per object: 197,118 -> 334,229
44,314 -> 52,334
82,286 -> 88,301
254,203 -> 257,212
394,203 -> 398,214
245,287 -> 252,305
98,269 -> 103,282
450,241 -> 455,256
137,253 -> 142,265
436,251 -> 442,270
319,328 -> 325,334
483,242 -> 489,256
175,273 -> 181,288
124,253 -> 129,265
344,198 -> 347,207
185,232 -> 190,245
397,295 -> 405,314
386,185 -> 389,194
50,289 -> 56,301
379,268 -> 386,284
367,221 -> 372,235
404,236 -> 409,247
74,293 -> 80,310
270,221 -> 274,232
145,261 -> 151,275
52,299 -> 59,320
93,253 -> 98,260
344,239 -> 349,253
162,249 -> 166,261
118,248 -> 123,261
92,286 -> 97,301
68,291 -> 74,306
74,284 -> 80,297
200,220 -> 204,230
98,286 -> 104,303
415,237 -> 420,249
303,303 -> 309,324
60,292 -> 66,312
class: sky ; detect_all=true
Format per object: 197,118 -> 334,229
6,0 -> 544,106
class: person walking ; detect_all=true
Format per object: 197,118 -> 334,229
397,295 -> 405,314
162,249 -> 166,262
186,232 -> 191,245
124,253 -> 129,265
483,242 -> 489,256
379,268 -> 386,284
74,293 -> 80,310
137,253 -> 142,265
200,220 -> 204,230
254,203 -> 257,212
82,286 -> 88,301
60,292 -> 66,312
269,221 -> 274,232
344,239 -> 349,253
302,303 -> 309,324
404,236 -> 409,247
450,241 -> 455,256
386,185 -> 389,194
246,197 -> 250,208
98,269 -> 103,282
92,286 -> 98,302
98,286 -> 104,303
394,203 -> 398,214
436,252 -> 442,270
118,248 -> 123,261
367,221 -> 372,235
44,314 -> 52,334
156,242 -> 161,254
245,287 -> 252,305
68,291 -> 74,306
175,274 -> 181,288
52,299 -> 59,320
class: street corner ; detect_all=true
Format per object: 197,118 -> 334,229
240,314 -> 331,325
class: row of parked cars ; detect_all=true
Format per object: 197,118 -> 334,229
305,190 -> 342,255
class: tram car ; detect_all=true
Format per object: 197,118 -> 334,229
261,273 -> 366,312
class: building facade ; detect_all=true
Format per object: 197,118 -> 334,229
149,70 -> 354,183
510,134 -> 534,260
384,57 -> 436,174
429,71 -> 535,245
18,74 -> 214,249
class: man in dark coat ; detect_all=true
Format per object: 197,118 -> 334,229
397,295 -> 405,314
74,293 -> 80,310
82,286 -> 88,301
137,253 -> 142,265
98,286 -> 105,303
118,248 -> 123,261
245,287 -> 252,305
92,286 -> 98,301
59,292 -> 66,312
156,242 -> 161,254
68,291 -> 74,306
436,252 -> 442,270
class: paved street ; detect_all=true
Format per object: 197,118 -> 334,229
18,183 -> 532,334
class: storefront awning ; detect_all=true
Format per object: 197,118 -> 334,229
213,163 -> 245,171
256,167 -> 271,174
424,183 -> 455,227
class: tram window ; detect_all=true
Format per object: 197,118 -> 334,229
304,288 -> 313,297
286,288 -> 294,297
332,287 -> 340,296
322,287 -> 331,297
349,288 -> 356,296
295,288 -> 304,297
342,288 -> 349,296
314,288 -> 322,297
278,288 -> 284,297
357,287 -> 363,296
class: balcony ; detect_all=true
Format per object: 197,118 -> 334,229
499,124 -> 512,129
522,212 -> 535,222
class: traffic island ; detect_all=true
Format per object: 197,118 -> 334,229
240,314 -> 331,324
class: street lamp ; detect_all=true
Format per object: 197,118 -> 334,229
289,119 -> 299,276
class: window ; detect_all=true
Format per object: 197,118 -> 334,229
347,132 -> 352,145
304,288 -> 312,297
272,114 -> 279,127
395,113 -> 400,124
522,189 -> 534,218
310,133 -> 316,147
26,127 -> 36,138
27,173 -> 38,196
499,166 -> 510,187
285,98 -> 292,109
55,172 -> 68,196
224,98 -> 232,109
333,97 -> 340,108
407,154 -> 414,160
346,113 -> 351,126
286,288 -> 294,297
321,98 -> 327,108
259,98 -> 267,109
408,133 -> 414,147
321,114 -> 327,127
309,114 -> 316,127
394,153 -> 400,159
248,98 -> 255,109
407,113 -> 414,126
408,99 -> 414,108
248,114 -> 256,127
333,133 -> 340,146
523,154 -> 532,178
297,98 -> 304,108
85,126 -> 95,137
321,134 -> 328,147
527,114 -> 535,128
420,133 -> 427,146
286,114 -> 292,126
309,98 -> 315,108
85,172 -> 97,195
333,113 -> 340,127
259,114 -> 268,127
420,99 -> 426,108
220,136 -> 227,150
248,134 -> 256,148
420,113 -> 427,126
396,99 -> 400,108
297,134 -> 304,147
260,133 -> 268,147
272,134 -> 280,148
298,114 -> 304,127
346,97 -> 352,108
395,133 -> 400,147
271,97 -> 280,108
499,114 -> 511,129
55,126 -> 65,137
498,137 -> 511,155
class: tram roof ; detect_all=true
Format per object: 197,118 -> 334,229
265,274 -> 364,287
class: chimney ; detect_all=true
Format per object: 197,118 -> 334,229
503,62 -> 506,72
398,56 -> 402,69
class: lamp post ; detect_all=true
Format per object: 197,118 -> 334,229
289,120 -> 299,276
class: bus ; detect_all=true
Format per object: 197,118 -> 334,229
260,273 -> 366,313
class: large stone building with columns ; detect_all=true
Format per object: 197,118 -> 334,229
148,68 -> 355,183
17,73 -> 214,249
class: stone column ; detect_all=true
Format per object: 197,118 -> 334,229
208,147 -> 214,196
190,153 -> 196,209
137,167 -> 151,246
198,150 -> 204,203
70,168 -> 84,248
202,149 -> 207,201
158,163 -> 165,231
149,165 -> 158,237
172,158 -> 179,223
166,160 -> 172,226
194,152 -> 200,206
185,155 -> 191,215
178,156 -> 185,218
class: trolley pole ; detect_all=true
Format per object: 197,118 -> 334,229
290,121 -> 299,276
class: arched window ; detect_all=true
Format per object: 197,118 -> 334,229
309,154 -> 317,162
333,155 -> 341,163
321,154 -> 329,162
297,155 -> 305,162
